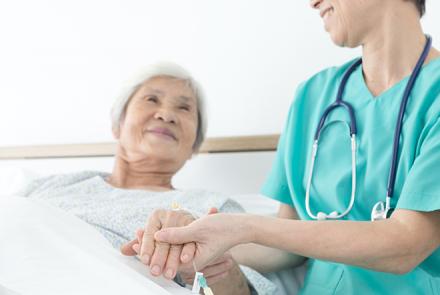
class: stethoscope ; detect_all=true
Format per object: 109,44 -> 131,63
305,35 -> 432,221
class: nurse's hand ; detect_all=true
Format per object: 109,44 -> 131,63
155,213 -> 249,270
178,251 -> 235,285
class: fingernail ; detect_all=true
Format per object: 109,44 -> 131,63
141,254 -> 150,264
165,268 -> 174,279
181,254 -> 189,262
151,265 -> 161,276
132,244 -> 140,253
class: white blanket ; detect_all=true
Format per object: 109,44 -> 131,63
0,196 -> 191,295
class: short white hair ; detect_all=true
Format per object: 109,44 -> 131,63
111,62 -> 207,152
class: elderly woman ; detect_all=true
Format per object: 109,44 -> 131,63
20,63 -> 276,295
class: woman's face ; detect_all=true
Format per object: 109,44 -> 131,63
116,76 -> 198,169
310,0 -> 381,47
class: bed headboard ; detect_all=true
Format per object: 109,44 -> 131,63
0,135 -> 279,159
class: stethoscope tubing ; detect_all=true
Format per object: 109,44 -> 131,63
386,35 -> 432,199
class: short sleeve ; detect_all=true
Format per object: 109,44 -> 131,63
260,130 -> 293,206
397,116 -> 440,212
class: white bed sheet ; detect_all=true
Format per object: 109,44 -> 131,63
0,196 -> 191,295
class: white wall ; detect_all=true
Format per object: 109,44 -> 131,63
0,0 -> 439,147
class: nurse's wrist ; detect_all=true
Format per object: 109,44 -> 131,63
238,214 -> 259,244
242,215 -> 280,246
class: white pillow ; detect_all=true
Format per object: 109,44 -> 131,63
0,167 -> 40,197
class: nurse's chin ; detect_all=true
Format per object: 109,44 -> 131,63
328,31 -> 358,49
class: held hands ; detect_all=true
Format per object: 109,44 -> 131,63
121,208 -> 196,279
154,213 -> 246,271
120,208 -> 236,285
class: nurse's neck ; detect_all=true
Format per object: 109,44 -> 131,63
361,5 -> 440,97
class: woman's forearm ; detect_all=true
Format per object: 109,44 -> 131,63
241,210 -> 440,274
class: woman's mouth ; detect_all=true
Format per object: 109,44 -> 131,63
320,7 -> 333,19
146,127 -> 177,141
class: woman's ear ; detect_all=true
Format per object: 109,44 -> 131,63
112,126 -> 121,140
113,112 -> 127,140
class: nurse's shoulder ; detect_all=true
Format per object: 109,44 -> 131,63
290,58 -> 359,111
299,58 -> 358,92
414,56 -> 440,122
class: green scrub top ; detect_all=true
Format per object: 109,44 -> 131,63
261,57 -> 440,295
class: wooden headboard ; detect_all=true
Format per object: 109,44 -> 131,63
0,135 -> 279,159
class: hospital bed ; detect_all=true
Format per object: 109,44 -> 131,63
0,135 -> 306,295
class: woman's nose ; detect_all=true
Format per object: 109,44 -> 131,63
154,108 -> 177,124
310,0 -> 322,9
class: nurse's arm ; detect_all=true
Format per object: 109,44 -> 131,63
230,204 -> 307,273
248,209 -> 440,274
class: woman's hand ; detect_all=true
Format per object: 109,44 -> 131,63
154,213 -> 251,271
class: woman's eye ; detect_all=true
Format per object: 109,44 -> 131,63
145,96 -> 158,103
179,105 -> 190,111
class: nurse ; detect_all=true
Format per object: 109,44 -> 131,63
154,0 -> 440,293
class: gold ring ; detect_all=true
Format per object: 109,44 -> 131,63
171,201 -> 181,211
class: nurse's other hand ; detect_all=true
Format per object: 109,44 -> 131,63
155,213 -> 248,271
179,252 -> 235,285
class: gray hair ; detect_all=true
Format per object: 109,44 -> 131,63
111,62 -> 207,152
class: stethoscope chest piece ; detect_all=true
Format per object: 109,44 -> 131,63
371,197 -> 394,221
371,201 -> 388,221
